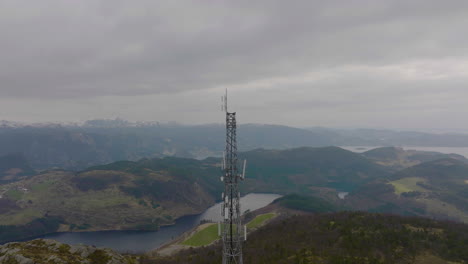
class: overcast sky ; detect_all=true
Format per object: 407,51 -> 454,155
1,0 -> 468,132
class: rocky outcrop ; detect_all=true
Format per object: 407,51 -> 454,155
0,239 -> 138,264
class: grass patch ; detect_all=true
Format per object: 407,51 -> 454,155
0,208 -> 43,225
31,181 -> 53,192
247,213 -> 275,229
181,223 -> 219,247
389,177 -> 427,195
5,189 -> 23,200
419,198 -> 468,223
67,189 -> 136,210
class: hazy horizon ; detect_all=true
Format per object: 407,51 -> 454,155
3,117 -> 468,134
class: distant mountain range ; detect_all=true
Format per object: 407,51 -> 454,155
2,119 -> 468,170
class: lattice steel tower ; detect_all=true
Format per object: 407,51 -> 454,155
220,91 -> 246,264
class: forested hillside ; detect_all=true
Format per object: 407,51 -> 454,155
240,146 -> 390,193
362,146 -> 467,171
145,211 -> 468,264
346,158 -> 468,223
0,157 -> 220,243
0,153 -> 35,183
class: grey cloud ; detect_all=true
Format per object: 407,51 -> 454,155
1,0 -> 468,131
1,0 -> 468,99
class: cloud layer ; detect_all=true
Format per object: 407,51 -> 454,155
1,0 -> 468,131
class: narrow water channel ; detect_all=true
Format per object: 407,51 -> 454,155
38,193 -> 282,253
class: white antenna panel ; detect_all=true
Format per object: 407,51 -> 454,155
242,159 -> 247,179
223,151 -> 226,169
244,225 -> 247,241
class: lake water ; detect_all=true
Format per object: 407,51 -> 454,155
38,193 -> 281,253
340,146 -> 468,158
337,192 -> 349,199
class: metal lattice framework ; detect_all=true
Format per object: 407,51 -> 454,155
220,92 -> 245,264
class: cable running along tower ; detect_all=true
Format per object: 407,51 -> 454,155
220,91 -> 246,264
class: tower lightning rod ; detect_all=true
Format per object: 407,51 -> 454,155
221,89 -> 245,264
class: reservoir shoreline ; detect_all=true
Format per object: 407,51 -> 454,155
27,193 -> 281,253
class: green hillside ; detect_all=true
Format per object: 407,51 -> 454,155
346,158 -> 468,223
85,157 -> 223,198
391,158 -> 468,220
362,147 -> 468,172
146,212 -> 468,264
0,157 -> 221,243
240,146 -> 391,193
0,153 -> 35,183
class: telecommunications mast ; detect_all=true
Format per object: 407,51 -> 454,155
220,90 -> 246,264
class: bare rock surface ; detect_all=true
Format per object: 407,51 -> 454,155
0,239 -> 138,264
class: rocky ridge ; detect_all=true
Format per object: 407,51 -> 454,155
0,239 -> 137,264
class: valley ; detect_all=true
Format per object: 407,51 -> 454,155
37,193 -> 281,253
1,145 -> 468,252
